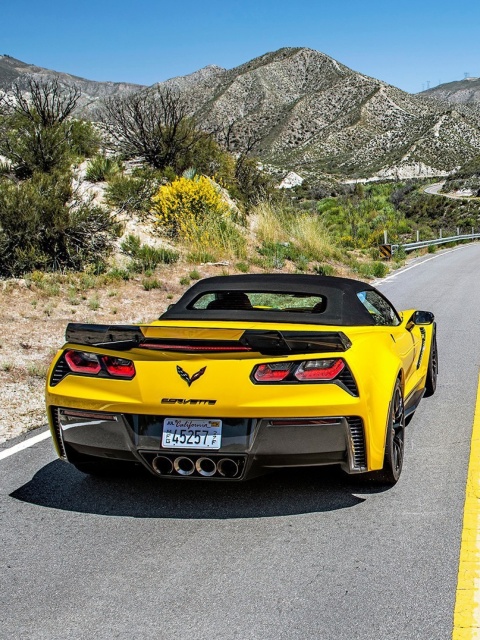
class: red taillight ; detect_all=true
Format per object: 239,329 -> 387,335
63,350 -> 135,379
294,359 -> 345,381
252,358 -> 346,383
101,356 -> 136,378
253,362 -> 292,382
64,350 -> 101,375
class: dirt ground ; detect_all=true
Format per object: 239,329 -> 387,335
0,261 -> 237,443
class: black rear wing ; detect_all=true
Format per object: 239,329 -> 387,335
65,323 -> 352,356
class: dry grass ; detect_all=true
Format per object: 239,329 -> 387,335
253,202 -> 338,263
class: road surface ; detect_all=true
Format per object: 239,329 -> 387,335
1,243 -> 480,639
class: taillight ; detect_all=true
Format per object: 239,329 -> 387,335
64,350 -> 101,375
62,350 -> 135,379
253,362 -> 292,382
101,356 -> 136,378
252,358 -> 346,384
294,359 -> 345,381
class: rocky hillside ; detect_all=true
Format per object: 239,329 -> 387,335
156,48 -> 480,180
3,48 -> 480,180
0,54 -> 144,113
420,77 -> 480,105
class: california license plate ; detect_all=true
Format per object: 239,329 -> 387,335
162,418 -> 222,449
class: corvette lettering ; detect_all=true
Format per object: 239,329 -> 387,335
161,398 -> 217,405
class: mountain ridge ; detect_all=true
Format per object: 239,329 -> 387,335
3,49 -> 480,180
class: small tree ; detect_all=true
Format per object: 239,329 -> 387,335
0,77 -> 84,177
99,86 -> 209,172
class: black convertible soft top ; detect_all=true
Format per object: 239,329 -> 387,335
161,274 -> 383,326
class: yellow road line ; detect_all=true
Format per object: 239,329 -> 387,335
453,375 -> 480,639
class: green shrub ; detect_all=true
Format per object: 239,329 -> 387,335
357,261 -> 388,279
187,250 -> 217,264
106,267 -> 132,281
189,270 -> 201,280
427,243 -> 437,253
85,155 -> 122,182
235,262 -> 249,273
313,264 -> 335,276
120,234 -> 179,272
69,120 -> 101,158
0,171 -> 120,276
105,169 -> 161,214
142,277 -> 163,291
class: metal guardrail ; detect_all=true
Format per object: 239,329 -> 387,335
386,233 -> 480,254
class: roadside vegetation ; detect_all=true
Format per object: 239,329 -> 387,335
0,78 -> 478,286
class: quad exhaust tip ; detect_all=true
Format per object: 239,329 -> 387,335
150,454 -> 241,478
173,456 -> 195,476
152,455 -> 174,475
195,457 -> 217,477
217,458 -> 239,478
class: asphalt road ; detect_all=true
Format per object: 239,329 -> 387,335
2,243 -> 480,640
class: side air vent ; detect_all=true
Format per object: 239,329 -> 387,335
346,417 -> 367,471
337,366 -> 359,396
51,407 -> 67,459
50,355 -> 69,386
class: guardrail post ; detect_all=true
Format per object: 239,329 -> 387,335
457,227 -> 460,236
384,230 -> 388,244
416,230 -> 420,242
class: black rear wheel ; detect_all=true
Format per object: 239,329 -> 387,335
371,379 -> 405,485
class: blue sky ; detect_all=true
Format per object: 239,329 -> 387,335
3,0 -> 479,93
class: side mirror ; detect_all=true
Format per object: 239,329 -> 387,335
406,310 -> 434,331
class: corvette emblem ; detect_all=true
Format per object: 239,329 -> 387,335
176,365 -> 206,387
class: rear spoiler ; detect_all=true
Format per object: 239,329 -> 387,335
65,323 -> 352,355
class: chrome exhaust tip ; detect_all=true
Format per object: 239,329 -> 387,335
152,455 -> 173,475
174,456 -> 195,476
195,457 -> 217,477
217,458 -> 239,478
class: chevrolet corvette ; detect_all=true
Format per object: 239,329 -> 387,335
46,274 -> 437,484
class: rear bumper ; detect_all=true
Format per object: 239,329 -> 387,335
50,406 -> 368,480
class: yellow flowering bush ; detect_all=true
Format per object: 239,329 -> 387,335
152,176 -> 229,240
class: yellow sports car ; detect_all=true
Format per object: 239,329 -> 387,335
45,274 -> 437,484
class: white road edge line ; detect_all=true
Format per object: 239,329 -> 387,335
0,430 -> 51,461
375,244 -> 472,285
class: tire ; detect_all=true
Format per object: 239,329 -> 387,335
424,329 -> 438,397
371,379 -> 405,485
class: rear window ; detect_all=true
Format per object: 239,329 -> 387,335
190,291 -> 327,314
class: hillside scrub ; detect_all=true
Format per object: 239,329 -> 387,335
99,86 -> 213,173
104,167 -> 164,215
254,201 -> 338,269
0,171 -> 120,276
152,175 -> 231,238
316,183 -> 413,248
0,78 -> 98,178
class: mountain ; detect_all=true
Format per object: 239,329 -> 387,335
156,47 -> 480,180
420,77 -> 480,105
3,49 -> 480,180
0,54 -> 144,111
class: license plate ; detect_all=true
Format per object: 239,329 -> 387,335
162,418 -> 222,449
